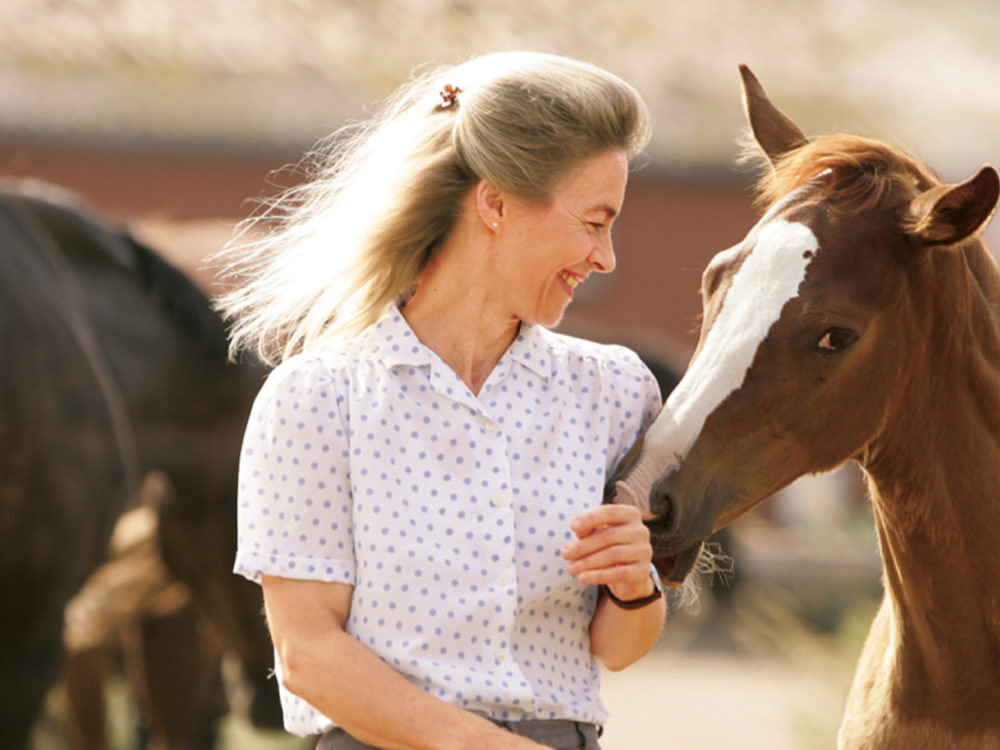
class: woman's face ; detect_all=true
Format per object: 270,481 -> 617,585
497,149 -> 629,327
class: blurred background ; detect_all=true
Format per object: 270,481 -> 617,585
4,1 -> 999,748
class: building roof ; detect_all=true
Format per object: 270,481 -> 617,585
1,0 -> 999,178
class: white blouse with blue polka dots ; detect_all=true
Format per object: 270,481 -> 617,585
234,304 -> 662,736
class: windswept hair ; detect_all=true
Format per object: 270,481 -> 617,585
214,51 -> 651,365
743,132 -> 941,216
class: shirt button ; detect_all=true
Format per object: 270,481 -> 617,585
497,573 -> 513,587
490,494 -> 505,507
483,419 -> 499,433
494,650 -> 506,663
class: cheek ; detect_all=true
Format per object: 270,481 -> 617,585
500,243 -> 545,287
808,335 -> 892,443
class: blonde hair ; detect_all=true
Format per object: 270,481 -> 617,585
214,51 -> 651,364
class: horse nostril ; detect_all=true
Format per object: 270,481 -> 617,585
648,482 -> 675,531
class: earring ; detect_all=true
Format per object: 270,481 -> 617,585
492,222 -> 499,229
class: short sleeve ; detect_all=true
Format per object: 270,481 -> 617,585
603,346 -> 663,474
233,357 -> 356,586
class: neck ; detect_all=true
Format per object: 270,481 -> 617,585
863,458 -> 1000,723
402,229 -> 519,395
861,237 -> 1000,716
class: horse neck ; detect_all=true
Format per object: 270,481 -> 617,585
862,236 -> 1000,666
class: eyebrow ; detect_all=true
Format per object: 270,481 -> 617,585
594,204 -> 619,220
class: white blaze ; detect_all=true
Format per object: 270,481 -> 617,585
618,219 -> 820,516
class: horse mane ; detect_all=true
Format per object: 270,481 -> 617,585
743,131 -> 942,213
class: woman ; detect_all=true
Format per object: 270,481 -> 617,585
219,51 -> 665,750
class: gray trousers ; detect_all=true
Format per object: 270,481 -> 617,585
316,719 -> 602,750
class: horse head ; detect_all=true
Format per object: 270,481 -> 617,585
612,66 -> 1000,586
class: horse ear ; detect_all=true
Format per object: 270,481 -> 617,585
906,165 -> 1000,247
740,64 -> 808,165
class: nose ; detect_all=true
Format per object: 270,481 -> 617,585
647,474 -> 677,534
589,236 -> 616,274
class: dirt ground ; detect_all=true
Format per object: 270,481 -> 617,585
599,641 -> 848,750
593,535 -> 880,750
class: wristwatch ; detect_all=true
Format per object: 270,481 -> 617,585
602,564 -> 664,610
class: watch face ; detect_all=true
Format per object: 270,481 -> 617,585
650,563 -> 663,592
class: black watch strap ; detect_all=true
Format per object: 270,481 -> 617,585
602,569 -> 663,610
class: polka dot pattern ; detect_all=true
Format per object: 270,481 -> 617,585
234,304 -> 661,737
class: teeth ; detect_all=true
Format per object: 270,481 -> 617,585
561,271 -> 579,289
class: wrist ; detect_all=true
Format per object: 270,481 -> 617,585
602,567 -> 663,610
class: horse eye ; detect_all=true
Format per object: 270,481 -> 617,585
817,328 -> 858,353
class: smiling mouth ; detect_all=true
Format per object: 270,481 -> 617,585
559,270 -> 581,291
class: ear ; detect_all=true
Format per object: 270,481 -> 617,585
474,180 -> 505,229
740,64 -> 808,165
906,165 -> 1000,246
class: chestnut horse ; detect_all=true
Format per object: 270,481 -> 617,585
612,68 -> 1000,748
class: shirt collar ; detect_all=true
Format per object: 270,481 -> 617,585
370,302 -> 553,384
368,303 -> 432,369
503,322 -> 553,383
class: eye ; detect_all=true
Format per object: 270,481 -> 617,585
817,327 -> 858,353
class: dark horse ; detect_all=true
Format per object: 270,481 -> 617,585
612,69 -> 1000,748
0,184 -> 279,748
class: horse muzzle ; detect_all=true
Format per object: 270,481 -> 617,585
607,449 -> 717,585
643,468 -> 724,584
649,537 -> 705,585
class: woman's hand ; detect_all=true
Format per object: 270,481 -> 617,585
561,503 -> 655,602
561,504 -> 666,671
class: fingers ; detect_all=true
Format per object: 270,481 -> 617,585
569,503 -> 644,539
561,505 -> 652,587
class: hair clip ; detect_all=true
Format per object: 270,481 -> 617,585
438,84 -> 462,109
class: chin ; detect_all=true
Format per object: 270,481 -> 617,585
537,304 -> 571,329
534,313 -> 566,329
519,295 -> 572,329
